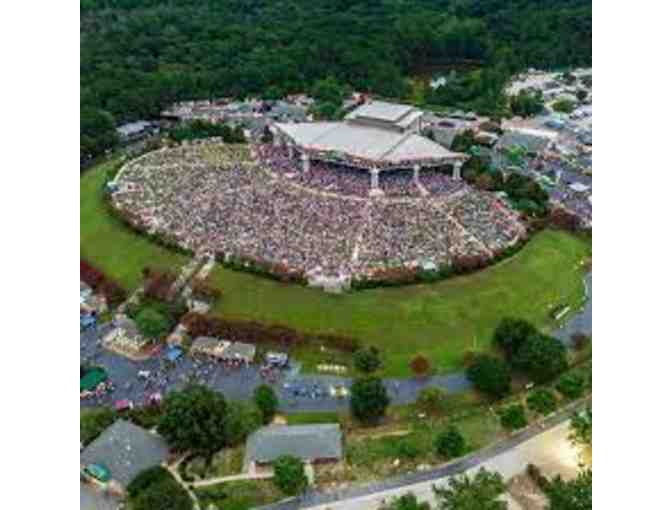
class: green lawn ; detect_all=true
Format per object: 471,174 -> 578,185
80,159 -> 189,291
208,231 -> 589,376
81,159 -> 590,377
195,480 -> 285,510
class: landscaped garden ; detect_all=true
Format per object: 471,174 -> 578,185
82,158 -> 590,377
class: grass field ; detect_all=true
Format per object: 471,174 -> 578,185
81,159 -> 590,377
80,159 -> 189,290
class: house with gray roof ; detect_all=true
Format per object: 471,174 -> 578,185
80,420 -> 170,488
244,424 -> 343,469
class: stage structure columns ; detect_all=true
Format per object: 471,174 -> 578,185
452,160 -> 463,180
288,143 -> 295,158
370,167 -> 380,190
301,152 -> 311,174
413,164 -> 420,185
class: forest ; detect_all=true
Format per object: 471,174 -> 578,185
80,0 -> 591,159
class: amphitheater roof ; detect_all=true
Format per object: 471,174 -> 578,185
275,121 -> 463,166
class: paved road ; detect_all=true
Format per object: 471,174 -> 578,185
80,272 -> 591,412
257,398 -> 590,510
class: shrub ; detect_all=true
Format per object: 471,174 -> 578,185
513,334 -> 568,383
526,389 -> 557,416
510,90 -> 544,117
354,347 -> 382,373
555,373 -> 586,400
493,318 -> 537,359
99,280 -> 127,308
80,407 -> 116,446
526,463 -> 550,491
135,307 -> 172,338
350,376 -> 390,424
80,259 -> 127,307
409,354 -> 431,378
254,385 -> 279,424
127,466 -> 172,499
143,268 -> 179,302
381,493 -> 431,510
273,455 -> 308,495
397,439 -> 421,459
499,405 -> 528,430
190,276 -> 222,302
435,426 -> 466,459
551,99 -> 576,113
466,354 -> 511,399
416,387 -> 449,415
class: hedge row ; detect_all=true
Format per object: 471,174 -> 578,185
216,253 -> 307,285
80,259 -> 127,307
181,312 -> 361,353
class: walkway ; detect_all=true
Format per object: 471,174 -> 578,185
81,272 -> 591,413
258,398 -> 589,510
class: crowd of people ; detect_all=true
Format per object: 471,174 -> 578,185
110,140 -> 527,280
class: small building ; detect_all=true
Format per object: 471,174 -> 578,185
190,336 -> 231,358
80,420 -> 170,489
116,121 -> 158,143
244,424 -> 343,470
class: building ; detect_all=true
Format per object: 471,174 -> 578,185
80,420 -> 170,490
272,100 -> 467,195
244,424 -> 343,470
116,121 -> 158,143
190,336 -> 256,363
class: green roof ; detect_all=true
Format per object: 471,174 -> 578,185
80,367 -> 107,392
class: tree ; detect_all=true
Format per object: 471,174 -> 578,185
466,354 -> 511,399
254,384 -> 279,424
551,99 -> 576,113
435,426 -> 466,459
134,307 -> 172,338
513,334 -> 568,383
555,373 -> 585,400
545,469 -> 592,510
225,401 -> 263,446
569,408 -> 592,448
493,318 -> 537,359
127,467 -> 192,510
416,387 -> 449,415
499,404 -> 528,430
350,376 -> 390,424
158,384 -> 229,454
272,455 -> 308,495
526,389 -> 557,416
410,354 -> 431,378
354,347 -> 382,373
380,492 -> 431,510
510,90 -> 544,117
433,468 -> 507,510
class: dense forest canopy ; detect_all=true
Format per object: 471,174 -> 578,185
80,0 -> 591,158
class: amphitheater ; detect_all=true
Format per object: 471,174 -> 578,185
109,140 -> 527,290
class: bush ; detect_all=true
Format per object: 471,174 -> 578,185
254,385 -> 279,424
127,466 -> 172,499
435,426 -> 466,459
493,318 -> 537,359
416,387 -> 449,415
409,354 -> 431,378
556,373 -> 586,400
381,493 -> 431,510
397,439 -> 421,459
513,334 -> 568,383
131,471 -> 192,510
273,455 -> 308,495
80,408 -> 116,446
466,354 -> 511,399
190,276 -> 222,302
499,405 -> 528,430
526,389 -> 557,416
551,99 -> 576,113
350,376 -> 390,424
135,307 -> 172,338
354,347 -> 382,373
510,90 -> 544,117
142,267 -> 179,302
80,259 -> 127,307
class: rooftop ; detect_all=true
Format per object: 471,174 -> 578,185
245,424 -> 343,466
80,420 -> 170,487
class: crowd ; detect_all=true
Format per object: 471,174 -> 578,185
111,141 -> 527,280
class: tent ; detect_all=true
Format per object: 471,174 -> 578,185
80,367 -> 108,392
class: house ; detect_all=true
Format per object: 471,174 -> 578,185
244,424 -> 343,470
80,420 -> 170,489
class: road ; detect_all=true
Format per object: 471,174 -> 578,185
258,398 -> 589,510
80,272 -> 591,413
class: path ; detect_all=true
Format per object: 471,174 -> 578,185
258,398 -> 589,510
81,272 -> 591,413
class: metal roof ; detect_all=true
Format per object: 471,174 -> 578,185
245,424 -> 343,465
346,100 -> 415,123
276,121 -> 461,164
80,420 -> 169,487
